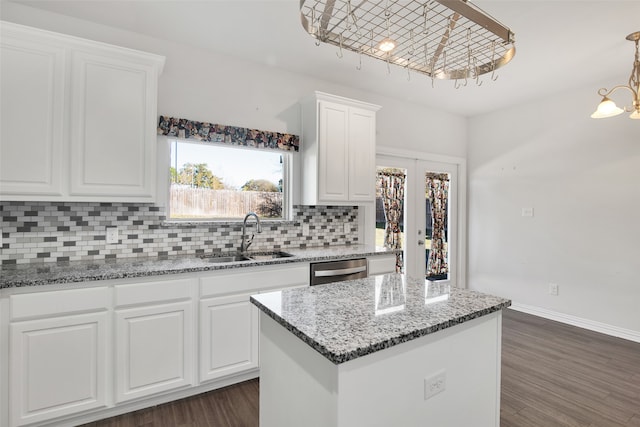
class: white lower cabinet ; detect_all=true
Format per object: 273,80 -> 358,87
198,264 -> 309,384
8,288 -> 109,427
115,300 -> 194,403
114,278 -> 195,403
199,293 -> 259,382
1,263 -> 314,426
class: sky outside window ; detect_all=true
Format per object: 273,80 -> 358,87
171,141 -> 282,190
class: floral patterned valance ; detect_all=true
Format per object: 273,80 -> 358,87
157,116 -> 299,152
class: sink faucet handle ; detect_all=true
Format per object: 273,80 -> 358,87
245,233 -> 255,251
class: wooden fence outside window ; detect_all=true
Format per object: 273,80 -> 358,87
170,186 -> 283,218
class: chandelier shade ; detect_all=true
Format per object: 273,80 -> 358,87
591,31 -> 640,120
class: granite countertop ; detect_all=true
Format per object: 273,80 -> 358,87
250,273 -> 511,364
0,244 -> 397,289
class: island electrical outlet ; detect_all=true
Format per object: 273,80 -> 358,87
424,370 -> 446,400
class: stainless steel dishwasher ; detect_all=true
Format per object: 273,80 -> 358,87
310,258 -> 368,285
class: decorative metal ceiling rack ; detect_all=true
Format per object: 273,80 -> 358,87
300,0 -> 516,86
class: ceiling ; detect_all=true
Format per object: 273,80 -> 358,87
4,0 -> 640,117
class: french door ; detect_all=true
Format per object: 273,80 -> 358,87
375,154 -> 463,287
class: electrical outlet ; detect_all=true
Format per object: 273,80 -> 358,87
106,227 -> 119,244
548,283 -> 559,296
424,370 -> 446,400
521,207 -> 534,217
302,223 -> 310,236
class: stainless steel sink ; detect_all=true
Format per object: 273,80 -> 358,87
197,251 -> 293,263
199,254 -> 252,263
247,251 -> 294,261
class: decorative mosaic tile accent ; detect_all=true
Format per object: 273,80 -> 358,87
158,116 -> 299,151
0,202 -> 358,265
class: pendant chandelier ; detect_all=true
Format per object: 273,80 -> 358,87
299,0 -> 516,87
591,31 -> 640,120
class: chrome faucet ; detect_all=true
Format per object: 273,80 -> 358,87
240,212 -> 262,253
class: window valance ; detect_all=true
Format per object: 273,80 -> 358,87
158,116 -> 299,152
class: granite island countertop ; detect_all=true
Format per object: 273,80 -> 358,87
0,244 -> 397,289
250,273 -> 511,364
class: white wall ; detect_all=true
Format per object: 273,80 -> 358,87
0,2 -> 467,159
467,83 -> 640,337
11,1 -> 638,338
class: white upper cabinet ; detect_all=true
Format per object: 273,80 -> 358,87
300,92 -> 380,205
0,24 -> 65,197
0,21 -> 165,202
68,49 -> 161,198
347,107 -> 377,201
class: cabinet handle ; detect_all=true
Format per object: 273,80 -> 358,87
314,266 -> 367,277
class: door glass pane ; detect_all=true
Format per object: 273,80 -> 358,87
425,172 -> 450,281
376,167 -> 406,273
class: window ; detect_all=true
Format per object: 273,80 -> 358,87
169,140 -> 289,220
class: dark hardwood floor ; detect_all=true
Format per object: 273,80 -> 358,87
81,309 -> 640,427
80,379 -> 259,427
500,309 -> 640,427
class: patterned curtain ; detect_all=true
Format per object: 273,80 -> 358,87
377,170 -> 405,272
426,173 -> 449,278
158,116 -> 299,152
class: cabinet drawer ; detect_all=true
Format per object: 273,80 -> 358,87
115,278 -> 195,307
368,255 -> 397,276
200,265 -> 308,297
10,287 -> 109,320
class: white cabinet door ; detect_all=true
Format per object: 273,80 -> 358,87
200,293 -> 259,382
300,92 -> 380,205
348,107 -> 376,201
9,312 -> 108,426
0,26 -> 65,198
318,101 -> 349,202
0,21 -> 164,202
69,51 -> 158,200
115,300 -> 194,403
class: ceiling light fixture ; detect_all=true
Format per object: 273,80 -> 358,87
378,38 -> 396,53
591,31 -> 640,120
300,0 -> 516,87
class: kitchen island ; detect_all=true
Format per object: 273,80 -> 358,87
251,273 -> 511,427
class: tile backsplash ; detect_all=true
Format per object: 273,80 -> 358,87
0,202 -> 359,265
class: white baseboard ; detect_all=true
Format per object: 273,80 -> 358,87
509,303 -> 640,343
